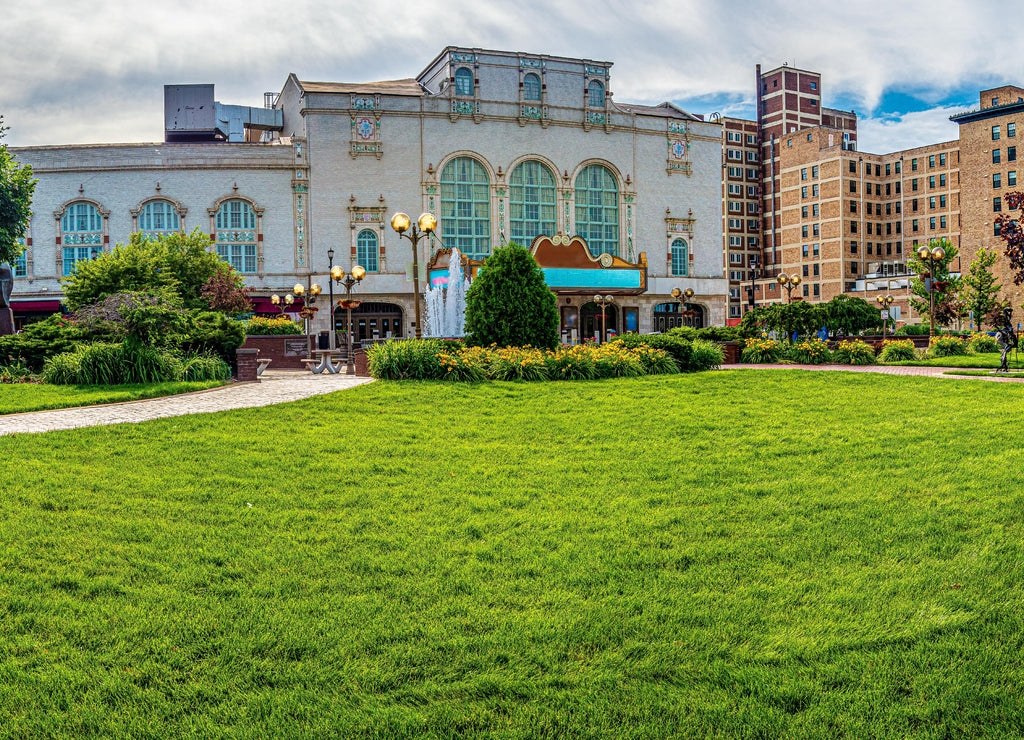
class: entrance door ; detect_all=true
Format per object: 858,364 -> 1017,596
579,302 -> 618,342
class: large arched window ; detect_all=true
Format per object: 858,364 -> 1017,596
509,161 -> 556,244
523,73 -> 541,101
440,157 -> 491,259
671,239 -> 689,276
138,200 -> 180,236
356,229 -> 379,272
574,165 -> 619,256
61,202 -> 103,276
454,67 -> 474,96
588,80 -> 605,108
215,200 -> 257,274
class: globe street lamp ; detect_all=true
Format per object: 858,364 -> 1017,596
671,287 -> 695,327
292,279 -> 322,339
594,294 -> 613,342
877,294 -> 894,341
390,212 -> 437,339
776,273 -> 801,303
270,292 -> 295,318
916,243 -> 947,339
330,263 -> 366,375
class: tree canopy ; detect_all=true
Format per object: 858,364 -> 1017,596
0,116 -> 37,266
464,242 -> 559,349
61,229 -> 248,313
961,247 -> 1002,330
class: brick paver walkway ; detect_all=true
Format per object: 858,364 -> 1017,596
0,370 -> 373,437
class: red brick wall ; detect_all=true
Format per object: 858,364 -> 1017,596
242,335 -> 314,369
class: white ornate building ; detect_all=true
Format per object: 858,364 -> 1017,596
10,47 -> 727,339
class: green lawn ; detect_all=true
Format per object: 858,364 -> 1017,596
0,380 -> 228,415
2,372 -> 1023,738
882,353 -> 1024,369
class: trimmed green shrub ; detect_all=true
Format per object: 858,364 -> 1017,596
741,337 -> 783,364
177,312 -> 246,364
613,333 -> 696,371
464,243 -> 560,350
968,332 -> 1000,354
879,339 -> 917,362
930,335 -> 968,358
788,337 -> 832,364
833,339 -> 876,365
895,323 -> 930,336
245,316 -> 303,335
0,314 -> 85,371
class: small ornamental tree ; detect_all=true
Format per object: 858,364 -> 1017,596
201,269 -> 253,316
961,247 -> 1001,329
0,116 -> 37,266
996,191 -> 1024,284
822,294 -> 882,336
464,242 -> 559,349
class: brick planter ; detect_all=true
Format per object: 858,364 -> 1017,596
235,348 -> 259,382
242,334 -> 313,369
722,341 -> 741,365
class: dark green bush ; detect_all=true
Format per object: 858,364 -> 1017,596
895,323 -> 930,336
612,333 -> 699,371
0,314 -> 85,371
177,312 -> 246,364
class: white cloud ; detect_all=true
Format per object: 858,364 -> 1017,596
856,106 -> 965,155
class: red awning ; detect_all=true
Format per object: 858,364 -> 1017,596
10,299 -> 62,313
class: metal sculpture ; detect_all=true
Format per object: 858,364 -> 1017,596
996,307 -> 1018,372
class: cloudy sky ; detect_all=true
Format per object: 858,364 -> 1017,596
1,0 -> 1018,153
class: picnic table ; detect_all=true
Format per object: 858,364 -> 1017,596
302,348 -> 345,374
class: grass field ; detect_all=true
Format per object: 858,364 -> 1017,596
883,353 -> 1024,369
2,371 -> 1023,738
0,380 -> 228,415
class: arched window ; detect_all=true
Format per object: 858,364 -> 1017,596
523,73 -> 541,101
215,200 -> 257,274
138,200 -> 180,236
509,161 -> 556,244
356,229 -> 379,272
61,202 -> 103,276
454,67 -> 474,96
440,157 -> 491,259
574,165 -> 619,256
588,80 -> 605,108
671,239 -> 689,276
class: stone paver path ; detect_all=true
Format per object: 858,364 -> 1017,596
0,370 -> 373,437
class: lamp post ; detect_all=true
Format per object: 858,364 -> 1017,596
671,287 -> 695,327
877,294 -> 894,341
293,278 -> 322,352
593,294 -> 613,342
776,272 -> 802,303
327,248 -> 337,347
330,263 -> 366,375
270,292 -> 295,318
916,243 -> 946,339
390,212 -> 437,339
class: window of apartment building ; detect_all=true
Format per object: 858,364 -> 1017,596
802,245 -> 809,257
747,202 -> 758,214
850,201 -> 857,214
813,283 -> 820,297
727,148 -> 741,160
885,163 -> 891,175
896,242 -> 903,254
807,133 -> 813,142
994,196 -> 1003,212
746,134 -> 757,145
812,204 -> 819,217
748,219 -> 759,230
747,152 -> 757,162
803,284 -> 810,297
940,195 -> 947,207
813,243 -> 820,257
929,217 -> 936,230
896,161 -> 902,173
912,198 -> 918,211
812,224 -> 820,236
729,236 -> 742,247
866,222 -> 873,235
1009,122 -> 1017,137
849,160 -> 857,173
801,206 -> 808,218
728,218 -> 742,228
896,222 -> 902,233
810,81 -> 818,90
850,261 -> 858,273
912,178 -> 918,191
727,166 -> 742,177
813,263 -> 820,277
801,168 -> 807,180
877,183 -> 884,196
748,236 -> 759,247
802,265 -> 809,277
929,176 -> 936,189
887,223 -> 893,235
727,131 -> 742,143
940,216 -> 947,229
802,225 -> 809,238
747,185 -> 758,197
747,168 -> 758,178
993,125 -> 1001,140
1009,146 -> 1017,162
886,243 -> 892,255
730,252 -> 744,264
912,219 -> 919,232
939,174 -> 946,186
876,164 -> 882,176
994,173 -> 1002,188
896,202 -> 902,214
812,184 -> 819,196
801,186 -> 808,198
912,158 -> 918,171
929,155 -> 935,168
885,203 -> 892,216
812,165 -> 819,178
850,181 -> 857,193
994,149 -> 1002,164
1011,171 -> 1019,187
939,153 -> 947,166
886,183 -> 891,196
728,184 -> 742,195
996,222 -> 1003,236
896,182 -> 902,194
929,196 -> 936,209
867,243 -> 873,255
729,201 -> 742,213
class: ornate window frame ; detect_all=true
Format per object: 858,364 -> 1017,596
438,153 -> 494,259
571,160 -> 622,257
507,157 -> 558,245
131,196 -> 187,235
54,198 -> 109,277
208,195 -> 264,276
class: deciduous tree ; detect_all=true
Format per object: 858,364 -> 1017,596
961,247 -> 1001,329
0,116 -> 36,266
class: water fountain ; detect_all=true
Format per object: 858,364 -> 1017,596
424,248 -> 470,338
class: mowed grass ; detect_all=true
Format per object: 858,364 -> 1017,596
0,380 -> 228,415
883,353 -> 1024,369
1,372 -> 1024,738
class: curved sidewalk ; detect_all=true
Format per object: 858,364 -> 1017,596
0,370 -> 373,437
727,363 -> 1024,382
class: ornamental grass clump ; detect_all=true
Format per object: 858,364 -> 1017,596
367,338 -> 448,379
487,346 -> 549,381
591,342 -> 645,379
436,346 -> 488,382
879,339 -> 917,362
968,332 -> 1000,354
930,335 -> 968,358
544,345 -> 597,380
832,339 -> 876,365
740,337 -> 783,364
688,338 -> 724,370
787,337 -> 831,365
